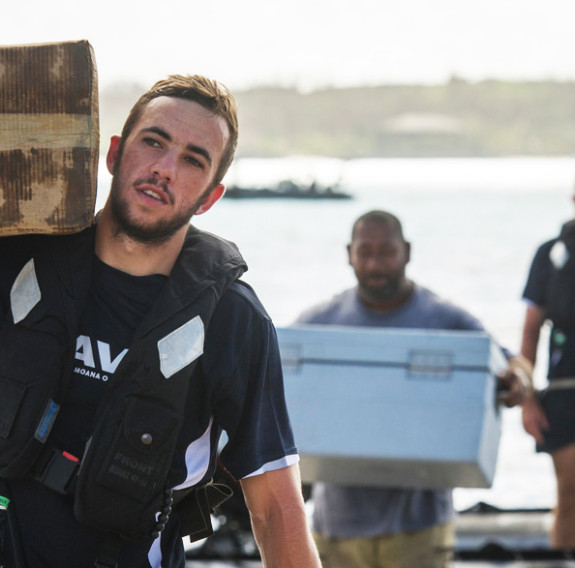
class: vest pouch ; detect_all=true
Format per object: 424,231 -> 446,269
0,326 -> 63,478
175,482 -> 234,542
176,485 -> 214,542
74,397 -> 182,540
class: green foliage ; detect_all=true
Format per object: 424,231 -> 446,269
100,80 -> 575,158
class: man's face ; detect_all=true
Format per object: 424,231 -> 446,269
106,96 -> 229,244
347,220 -> 410,305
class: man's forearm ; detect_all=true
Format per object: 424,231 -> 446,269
241,465 -> 322,567
250,504 -> 322,567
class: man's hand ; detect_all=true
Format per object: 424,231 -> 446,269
521,394 -> 549,444
497,355 -> 534,408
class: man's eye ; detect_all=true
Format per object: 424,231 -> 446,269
143,137 -> 161,147
184,156 -> 203,168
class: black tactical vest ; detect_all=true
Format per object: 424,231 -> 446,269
0,225 -> 247,543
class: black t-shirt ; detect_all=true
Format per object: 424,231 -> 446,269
50,256 -> 167,457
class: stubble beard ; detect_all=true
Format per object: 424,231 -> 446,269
358,274 -> 403,306
108,174 -> 208,246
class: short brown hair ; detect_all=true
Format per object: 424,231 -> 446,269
120,74 -> 239,187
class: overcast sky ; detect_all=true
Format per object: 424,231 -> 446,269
3,0 -> 575,92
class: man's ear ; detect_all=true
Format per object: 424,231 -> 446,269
106,136 -> 122,175
195,184 -> 225,215
347,243 -> 353,266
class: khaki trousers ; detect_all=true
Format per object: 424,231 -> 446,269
313,521 -> 455,568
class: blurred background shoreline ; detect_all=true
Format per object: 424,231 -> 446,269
99,80 -> 575,161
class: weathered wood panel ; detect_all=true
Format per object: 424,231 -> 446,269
0,40 -> 99,235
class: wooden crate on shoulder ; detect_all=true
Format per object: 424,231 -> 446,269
0,40 -> 99,235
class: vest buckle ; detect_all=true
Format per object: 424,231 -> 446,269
31,449 -> 79,495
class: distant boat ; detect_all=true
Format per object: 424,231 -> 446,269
224,179 -> 352,200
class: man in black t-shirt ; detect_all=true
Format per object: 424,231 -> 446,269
521,192 -> 575,549
0,75 -> 322,568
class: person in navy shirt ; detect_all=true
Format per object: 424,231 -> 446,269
521,192 -> 575,548
1,74 -> 321,568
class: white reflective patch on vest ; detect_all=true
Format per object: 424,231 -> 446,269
157,315 -> 204,379
10,258 -> 42,324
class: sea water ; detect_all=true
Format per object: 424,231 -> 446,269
98,156 -> 575,512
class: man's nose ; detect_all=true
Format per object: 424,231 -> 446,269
151,151 -> 178,181
365,254 -> 385,271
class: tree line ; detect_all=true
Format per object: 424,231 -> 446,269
100,79 -> 575,158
